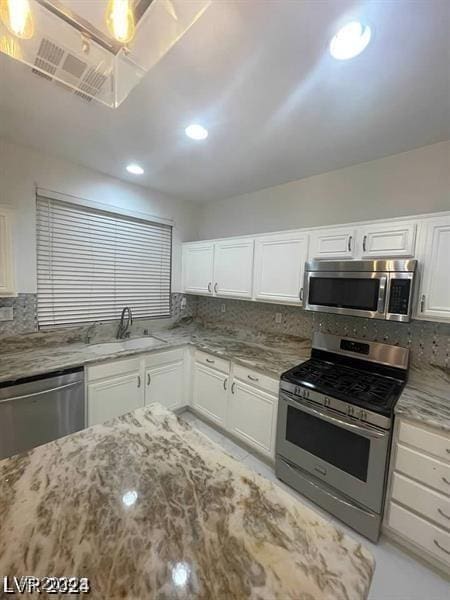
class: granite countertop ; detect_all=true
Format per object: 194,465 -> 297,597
0,322 -> 311,384
395,364 -> 450,433
0,403 -> 374,599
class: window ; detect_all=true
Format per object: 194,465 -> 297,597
36,196 -> 172,328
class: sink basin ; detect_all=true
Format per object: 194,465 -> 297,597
88,337 -> 165,354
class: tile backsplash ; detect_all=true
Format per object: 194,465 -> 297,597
196,296 -> 450,368
0,293 -> 197,340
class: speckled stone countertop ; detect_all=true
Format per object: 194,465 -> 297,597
395,364 -> 450,433
0,322 -> 311,384
0,403 -> 374,599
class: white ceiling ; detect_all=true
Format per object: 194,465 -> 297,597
0,0 -> 449,203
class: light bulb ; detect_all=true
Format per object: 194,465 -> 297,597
185,124 -> 208,141
0,0 -> 34,40
106,0 -> 135,44
329,21 -> 371,60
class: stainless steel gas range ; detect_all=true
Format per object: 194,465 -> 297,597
275,332 -> 409,542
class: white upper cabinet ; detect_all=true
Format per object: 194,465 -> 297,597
309,227 -> 357,260
182,242 -> 214,295
253,232 -> 309,304
213,238 -> 254,298
416,215 -> 450,321
0,209 -> 16,297
360,221 -> 417,258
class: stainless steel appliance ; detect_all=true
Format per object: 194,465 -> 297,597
303,259 -> 417,322
275,333 -> 409,542
0,367 -> 85,460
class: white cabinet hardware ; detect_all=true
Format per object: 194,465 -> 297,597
0,208 -> 16,297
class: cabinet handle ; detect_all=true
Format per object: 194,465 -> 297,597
348,235 -> 353,252
362,235 -> 367,252
438,508 -> 450,520
231,382 -> 236,394
137,375 -> 141,388
147,373 -> 151,386
299,287 -> 304,302
442,476 -> 450,486
206,358 -> 215,364
223,377 -> 228,391
214,282 -> 218,294
433,539 -> 450,555
207,282 -> 212,293
247,374 -> 259,382
420,294 -> 425,312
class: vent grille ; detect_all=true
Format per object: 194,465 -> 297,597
30,37 -> 108,103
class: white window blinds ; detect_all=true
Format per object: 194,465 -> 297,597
36,196 -> 172,328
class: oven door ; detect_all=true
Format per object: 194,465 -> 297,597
304,271 -> 388,319
276,392 -> 391,512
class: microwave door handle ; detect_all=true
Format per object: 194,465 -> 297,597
377,276 -> 388,313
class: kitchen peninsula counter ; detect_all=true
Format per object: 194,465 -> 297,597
0,403 -> 375,599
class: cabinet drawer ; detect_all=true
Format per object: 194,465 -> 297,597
233,364 -> 279,395
143,348 -> 184,368
388,502 -> 450,568
398,419 -> 450,462
391,472 -> 450,530
87,356 -> 142,382
194,351 -> 230,374
395,444 -> 450,496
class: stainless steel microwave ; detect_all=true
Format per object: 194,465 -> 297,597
303,259 -> 417,322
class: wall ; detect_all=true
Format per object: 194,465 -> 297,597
197,141 -> 450,239
196,296 -> 450,370
0,139 -> 200,293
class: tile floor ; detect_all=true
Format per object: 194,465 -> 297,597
180,410 -> 450,600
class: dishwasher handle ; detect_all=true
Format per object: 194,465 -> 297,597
0,381 -> 82,404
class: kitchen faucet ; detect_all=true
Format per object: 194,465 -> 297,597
117,306 -> 133,339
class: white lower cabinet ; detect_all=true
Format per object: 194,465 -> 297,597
385,417 -> 450,573
144,349 -> 186,411
228,379 -> 277,457
192,362 -> 228,427
88,371 -> 143,426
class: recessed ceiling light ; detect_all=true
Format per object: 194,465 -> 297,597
329,21 -> 371,60
185,124 -> 208,141
126,163 -> 144,175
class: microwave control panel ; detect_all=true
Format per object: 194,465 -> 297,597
388,279 -> 411,315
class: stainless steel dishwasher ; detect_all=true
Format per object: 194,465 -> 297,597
0,367 -> 85,460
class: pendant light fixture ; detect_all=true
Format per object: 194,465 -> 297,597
105,0 -> 136,45
0,0 -> 34,40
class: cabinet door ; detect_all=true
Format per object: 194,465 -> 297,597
229,379 -> 277,458
309,228 -> 356,259
88,371 -> 143,426
145,360 -> 185,411
417,216 -> 450,321
192,363 -> 228,426
0,210 -> 16,296
182,243 -> 214,295
360,221 -> 417,258
253,232 -> 309,304
213,239 -> 254,298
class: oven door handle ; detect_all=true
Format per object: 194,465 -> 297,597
281,393 -> 387,439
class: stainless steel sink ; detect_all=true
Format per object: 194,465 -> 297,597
88,336 -> 166,354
